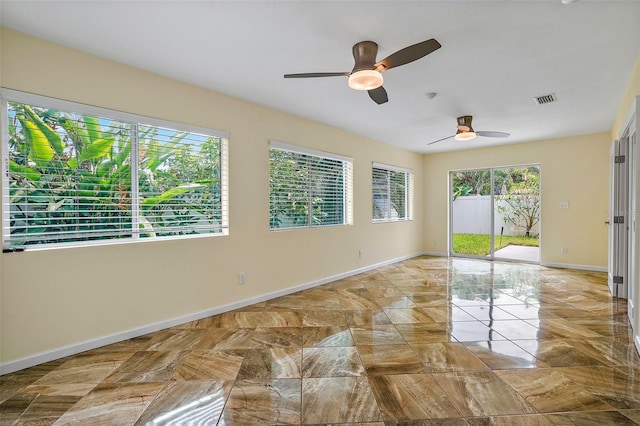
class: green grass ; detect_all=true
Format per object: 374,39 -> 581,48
453,233 -> 539,256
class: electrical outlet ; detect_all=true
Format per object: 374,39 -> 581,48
561,247 -> 568,254
238,272 -> 247,285
560,201 -> 569,209
358,249 -> 365,258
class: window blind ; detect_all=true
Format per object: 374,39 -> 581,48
2,90 -> 228,249
372,162 -> 413,222
269,141 -> 353,229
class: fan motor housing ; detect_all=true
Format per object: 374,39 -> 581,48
352,41 -> 379,72
456,115 -> 475,133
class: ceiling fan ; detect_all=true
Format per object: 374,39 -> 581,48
428,116 -> 510,145
284,39 -> 441,105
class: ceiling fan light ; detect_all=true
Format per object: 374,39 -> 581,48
348,70 -> 383,91
455,131 -> 477,141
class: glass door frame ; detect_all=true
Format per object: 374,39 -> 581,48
448,167 -> 494,261
449,164 -> 541,264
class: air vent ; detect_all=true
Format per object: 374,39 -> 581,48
533,93 -> 557,105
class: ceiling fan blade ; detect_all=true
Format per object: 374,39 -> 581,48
427,135 -> 455,145
476,131 -> 510,138
375,39 -> 442,71
368,86 -> 388,104
284,72 -> 350,78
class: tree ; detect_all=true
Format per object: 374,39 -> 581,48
496,169 -> 540,237
269,150 -> 345,228
269,149 -> 310,228
452,170 -> 490,199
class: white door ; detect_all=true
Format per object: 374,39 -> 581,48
608,141 -> 617,296
608,138 -> 629,299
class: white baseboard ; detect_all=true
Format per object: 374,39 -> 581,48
422,251 -> 448,257
0,252 -> 421,375
636,334 -> 640,357
422,254 -> 608,273
541,262 -> 607,272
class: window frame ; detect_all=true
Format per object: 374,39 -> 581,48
372,162 -> 414,223
269,140 -> 353,230
1,89 -> 229,250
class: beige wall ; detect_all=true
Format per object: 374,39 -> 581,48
0,29 -> 424,365
423,132 -> 611,268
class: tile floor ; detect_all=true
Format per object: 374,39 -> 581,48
1,256 -> 639,425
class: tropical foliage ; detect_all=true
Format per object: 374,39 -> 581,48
269,148 -> 347,229
452,170 -> 491,198
6,101 -> 222,247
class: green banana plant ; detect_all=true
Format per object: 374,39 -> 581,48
6,102 -> 222,246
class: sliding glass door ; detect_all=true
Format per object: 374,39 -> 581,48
450,169 -> 492,257
450,165 -> 540,262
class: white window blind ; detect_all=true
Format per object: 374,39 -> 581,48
1,90 -> 228,249
269,141 -> 353,229
372,162 -> 413,222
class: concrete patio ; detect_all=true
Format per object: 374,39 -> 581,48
493,244 -> 540,263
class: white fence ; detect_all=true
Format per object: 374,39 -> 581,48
452,195 -> 540,237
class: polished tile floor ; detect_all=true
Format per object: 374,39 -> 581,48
2,256 -> 639,425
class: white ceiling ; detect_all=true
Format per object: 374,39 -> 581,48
1,1 -> 639,153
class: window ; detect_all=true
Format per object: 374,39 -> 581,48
269,141 -> 353,229
372,162 -> 413,222
1,90 -> 228,249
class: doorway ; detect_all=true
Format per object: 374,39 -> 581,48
450,165 -> 541,263
609,137 -> 630,299
609,107 -> 637,333
630,130 -> 637,330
